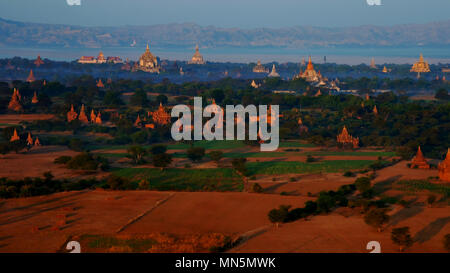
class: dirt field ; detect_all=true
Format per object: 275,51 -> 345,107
0,114 -> 54,126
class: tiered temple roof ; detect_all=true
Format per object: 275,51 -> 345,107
78,104 -> 89,123
135,44 -> 160,73
67,105 -> 78,122
31,91 -> 39,104
253,60 -> 268,73
10,129 -> 20,142
337,126 -> 359,148
96,79 -> 105,88
410,54 -> 430,78
27,70 -> 35,82
410,146 -> 430,169
8,88 -> 23,112
134,114 -> 142,127
188,45 -> 205,64
149,103 -> 170,125
27,132 -> 33,146
438,149 -> 450,182
95,112 -> 102,124
294,56 -> 322,82
268,64 -> 280,78
34,55 -> 44,67
373,105 -> 378,115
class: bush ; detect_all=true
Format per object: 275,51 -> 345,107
209,150 -> 223,165
106,175 -> 133,190
54,156 -> 72,164
268,205 -> 291,226
343,171 -> 355,177
444,234 -> 450,252
127,145 -> 148,165
138,179 -> 150,190
231,157 -> 248,176
427,195 -> 436,207
66,153 -> 99,170
149,144 -> 167,155
152,153 -> 173,169
68,138 -> 85,152
355,177 -> 371,193
187,147 -> 206,162
306,155 -> 316,163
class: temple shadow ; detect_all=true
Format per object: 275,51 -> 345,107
373,175 -> 402,195
413,217 -> 450,243
388,204 -> 424,227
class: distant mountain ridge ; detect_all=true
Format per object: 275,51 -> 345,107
0,17 -> 449,49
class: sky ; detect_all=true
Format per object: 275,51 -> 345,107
0,0 -> 449,28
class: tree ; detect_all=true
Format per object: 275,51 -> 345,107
444,234 -> 450,252
130,89 -> 149,107
231,157 -> 248,176
364,208 -> 390,232
107,175 -> 132,190
316,191 -> 336,213
127,145 -> 148,164
435,88 -> 449,100
66,153 -> 99,170
103,90 -> 124,107
268,205 -> 291,227
187,147 -> 205,162
149,144 -> 167,155
391,227 -> 413,252
209,150 -> 223,166
355,177 -> 371,193
156,94 -> 168,105
152,153 -> 172,169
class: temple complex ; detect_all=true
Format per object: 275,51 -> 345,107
294,56 -> 323,82
337,126 -> 359,148
149,103 -> 170,125
410,146 -> 430,169
8,89 -> 23,112
27,70 -> 35,82
34,55 -> 44,67
438,149 -> 450,182
188,45 -> 205,64
67,105 -> 78,122
31,91 -> 39,104
134,44 -> 160,73
253,60 -> 268,73
10,129 -> 20,142
78,104 -> 89,123
268,64 -> 280,77
410,53 -> 430,78
96,79 -> 105,88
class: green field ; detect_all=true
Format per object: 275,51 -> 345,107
80,234 -> 157,253
301,151 -> 396,157
247,160 -> 377,175
113,168 -> 243,191
396,180 -> 450,197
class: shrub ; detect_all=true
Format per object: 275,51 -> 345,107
152,153 -> 173,169
343,171 -> 355,177
106,175 -> 133,190
209,150 -> 223,166
54,156 -> 72,164
187,147 -> 206,162
427,195 -> 436,207
268,205 -> 291,226
355,177 -> 371,193
231,158 -> 248,176
149,144 -> 167,155
127,145 -> 148,165
138,179 -> 150,190
306,155 -> 316,163
67,153 -> 99,170
444,234 -> 450,252
68,138 -> 85,152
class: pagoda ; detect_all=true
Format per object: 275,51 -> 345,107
373,105 -> 378,115
438,149 -> 450,182
149,103 -> 170,125
8,88 -> 23,112
34,137 -> 41,146
135,44 -> 160,73
34,55 -> 44,67
31,91 -> 39,104
253,60 -> 268,73
27,70 -> 36,82
410,53 -> 430,78
96,79 -> 105,88
370,58 -> 376,69
268,64 -> 280,78
410,146 -> 430,169
95,112 -> 102,124
188,44 -> 205,64
365,94 -> 370,101
382,66 -> 388,73
251,80 -> 260,88
78,104 -> 89,123
10,129 -> 20,142
294,56 -> 321,82
134,114 -> 142,127
337,126 -> 359,149
67,105 -> 78,122
27,133 -> 34,146
315,90 -> 322,97
90,110 -> 97,123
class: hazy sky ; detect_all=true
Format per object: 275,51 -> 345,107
0,0 -> 449,28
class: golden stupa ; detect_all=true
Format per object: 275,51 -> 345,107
188,44 -> 205,64
410,54 -> 430,78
